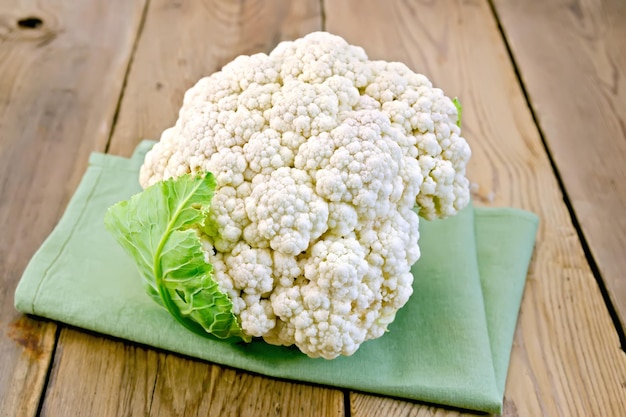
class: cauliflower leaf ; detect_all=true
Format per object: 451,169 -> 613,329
453,97 -> 462,128
104,172 -> 249,342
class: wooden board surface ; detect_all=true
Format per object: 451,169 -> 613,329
37,1 -> 345,416
40,330 -> 344,417
0,1 -> 146,415
3,0 -> 626,415
323,0 -> 626,416
492,0 -> 626,330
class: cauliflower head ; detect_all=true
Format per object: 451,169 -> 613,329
138,32 -> 470,359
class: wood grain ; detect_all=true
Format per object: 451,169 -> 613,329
492,0 -> 626,330
148,356 -> 343,417
349,394 -> 484,417
40,330 -> 344,417
39,1 -> 340,416
0,1 -> 146,416
324,0 -> 626,416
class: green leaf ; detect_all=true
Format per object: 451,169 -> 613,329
104,173 -> 249,342
453,97 -> 463,128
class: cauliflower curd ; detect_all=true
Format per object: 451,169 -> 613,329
138,32 -> 470,359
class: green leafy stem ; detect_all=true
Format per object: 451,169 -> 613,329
104,172 -> 249,342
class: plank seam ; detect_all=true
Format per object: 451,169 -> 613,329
343,390 -> 352,417
485,0 -> 626,351
104,0 -> 152,154
35,325 -> 62,417
147,357 -> 159,414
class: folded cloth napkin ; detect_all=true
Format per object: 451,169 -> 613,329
14,141 -> 538,414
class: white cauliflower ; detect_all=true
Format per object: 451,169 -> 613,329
138,32 -> 471,359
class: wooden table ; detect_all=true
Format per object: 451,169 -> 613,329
2,1 -> 625,415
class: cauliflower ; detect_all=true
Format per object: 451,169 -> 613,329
108,32 -> 470,359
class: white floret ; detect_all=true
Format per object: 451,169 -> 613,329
224,242 -> 273,296
326,202 -> 358,237
266,80 -> 340,137
243,129 -> 294,174
356,207 -> 419,335
244,167 -> 329,256
272,237 -> 373,358
313,111 -> 406,220
239,300 -> 275,337
270,32 -> 370,86
205,186 -> 248,252
205,242 -> 276,337
204,146 -> 247,187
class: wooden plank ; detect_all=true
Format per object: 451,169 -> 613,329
0,1 -> 146,416
492,0 -> 626,330
324,0 -> 626,416
39,1 -> 342,416
41,331 -> 343,417
350,394 -> 479,417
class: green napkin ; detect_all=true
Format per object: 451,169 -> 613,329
14,141 -> 538,414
